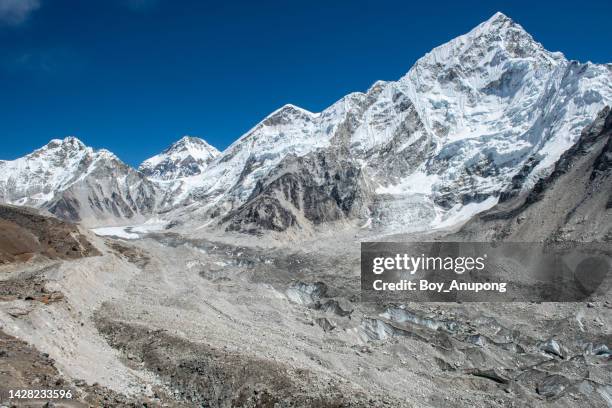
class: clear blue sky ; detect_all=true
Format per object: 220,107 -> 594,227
1,0 -> 610,166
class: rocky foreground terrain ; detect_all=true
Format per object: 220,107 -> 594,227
0,222 -> 610,407
0,205 -> 99,264
0,11 -> 610,408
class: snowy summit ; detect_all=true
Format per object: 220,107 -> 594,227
138,136 -> 220,180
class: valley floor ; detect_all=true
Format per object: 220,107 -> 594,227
1,230 -> 611,407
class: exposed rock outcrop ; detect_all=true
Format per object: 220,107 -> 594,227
457,107 -> 612,242
223,149 -> 373,234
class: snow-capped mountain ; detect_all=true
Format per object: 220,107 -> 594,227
171,12 -> 611,234
1,12 -> 610,235
0,137 -> 93,208
166,104 -> 329,208
0,137 -> 160,226
139,136 -> 220,180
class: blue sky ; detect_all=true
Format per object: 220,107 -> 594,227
1,0 -> 610,166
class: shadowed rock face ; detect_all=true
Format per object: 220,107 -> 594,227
45,155 -> 160,225
223,149 -> 373,234
0,204 -> 100,263
456,107 -> 612,242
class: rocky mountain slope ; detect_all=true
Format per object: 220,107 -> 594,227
0,137 -> 161,226
0,204 -> 99,263
223,148 -> 373,234
456,107 -> 612,242
139,136 -> 220,180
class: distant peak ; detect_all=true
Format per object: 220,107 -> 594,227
166,135 -> 219,154
280,103 -> 315,116
176,135 -> 201,144
170,135 -> 198,149
97,148 -> 118,159
282,103 -> 302,110
367,80 -> 387,93
263,104 -> 317,124
139,135 -> 220,179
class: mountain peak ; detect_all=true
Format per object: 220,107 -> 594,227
269,104 -> 315,119
177,135 -> 200,144
468,12 -> 563,62
167,135 -> 218,153
470,12 -> 525,37
279,103 -> 312,114
62,135 -> 83,144
402,10 -> 563,83
261,104 -> 317,128
486,11 -> 512,25
45,136 -> 86,150
139,136 -> 220,180
60,136 -> 87,150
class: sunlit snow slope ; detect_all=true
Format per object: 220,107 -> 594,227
170,12 -> 612,233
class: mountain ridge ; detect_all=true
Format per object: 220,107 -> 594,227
175,11 -> 611,234
0,12 -> 610,234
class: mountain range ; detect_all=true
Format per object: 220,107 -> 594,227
1,12 -> 611,236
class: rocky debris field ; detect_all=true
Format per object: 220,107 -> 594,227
94,318 -> 397,407
0,329 -> 186,408
0,229 -> 610,407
